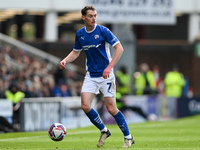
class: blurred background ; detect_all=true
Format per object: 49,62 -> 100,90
0,0 -> 200,132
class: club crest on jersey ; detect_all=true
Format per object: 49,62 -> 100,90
94,34 -> 99,39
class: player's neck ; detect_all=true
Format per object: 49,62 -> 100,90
85,24 -> 96,32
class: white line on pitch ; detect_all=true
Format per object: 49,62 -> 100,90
0,130 -> 97,142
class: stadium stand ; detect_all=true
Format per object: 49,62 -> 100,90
0,33 -> 84,98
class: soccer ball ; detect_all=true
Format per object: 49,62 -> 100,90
48,123 -> 67,141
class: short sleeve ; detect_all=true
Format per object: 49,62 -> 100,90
73,33 -> 82,51
102,27 -> 119,47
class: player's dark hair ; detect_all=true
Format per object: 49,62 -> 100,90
81,5 -> 96,16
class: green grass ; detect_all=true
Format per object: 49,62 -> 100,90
0,115 -> 200,150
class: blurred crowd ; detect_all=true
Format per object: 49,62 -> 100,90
0,43 -> 192,101
0,44 -> 83,99
116,63 -> 192,98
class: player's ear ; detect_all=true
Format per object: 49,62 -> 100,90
81,15 -> 85,20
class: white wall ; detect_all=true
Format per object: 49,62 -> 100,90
0,0 -> 85,11
0,0 -> 200,14
175,0 -> 200,13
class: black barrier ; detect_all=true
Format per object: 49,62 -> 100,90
177,97 -> 200,118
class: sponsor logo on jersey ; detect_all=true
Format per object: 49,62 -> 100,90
82,43 -> 101,50
96,44 -> 101,48
83,45 -> 96,50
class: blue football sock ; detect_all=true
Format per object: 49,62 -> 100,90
86,108 -> 105,131
114,111 -> 130,136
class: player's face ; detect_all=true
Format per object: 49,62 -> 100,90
82,10 -> 97,30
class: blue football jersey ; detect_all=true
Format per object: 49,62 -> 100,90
73,24 -> 119,77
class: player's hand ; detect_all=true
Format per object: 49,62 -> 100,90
59,60 -> 66,69
103,67 -> 112,79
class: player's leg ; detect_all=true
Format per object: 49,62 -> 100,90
104,97 -> 135,148
104,97 -> 131,136
81,92 -> 106,131
81,92 -> 110,147
101,77 -> 132,138
101,75 -> 134,148
82,77 -> 112,147
81,78 -> 109,146
81,92 -> 95,113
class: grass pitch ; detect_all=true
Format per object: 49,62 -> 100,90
0,115 -> 200,150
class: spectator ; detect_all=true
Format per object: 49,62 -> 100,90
54,67 -> 66,85
53,79 -> 71,97
75,81 -> 83,96
116,66 -> 130,95
31,75 -> 42,97
23,81 -> 35,98
133,63 -> 157,95
0,79 -> 5,98
164,64 -> 185,98
4,82 -> 25,127
40,75 -> 55,97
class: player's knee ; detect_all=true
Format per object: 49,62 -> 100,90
107,107 -> 118,116
81,103 -> 91,113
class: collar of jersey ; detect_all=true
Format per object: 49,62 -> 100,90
84,24 -> 97,33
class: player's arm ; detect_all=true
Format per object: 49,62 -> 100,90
59,50 -> 81,69
103,43 -> 124,79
